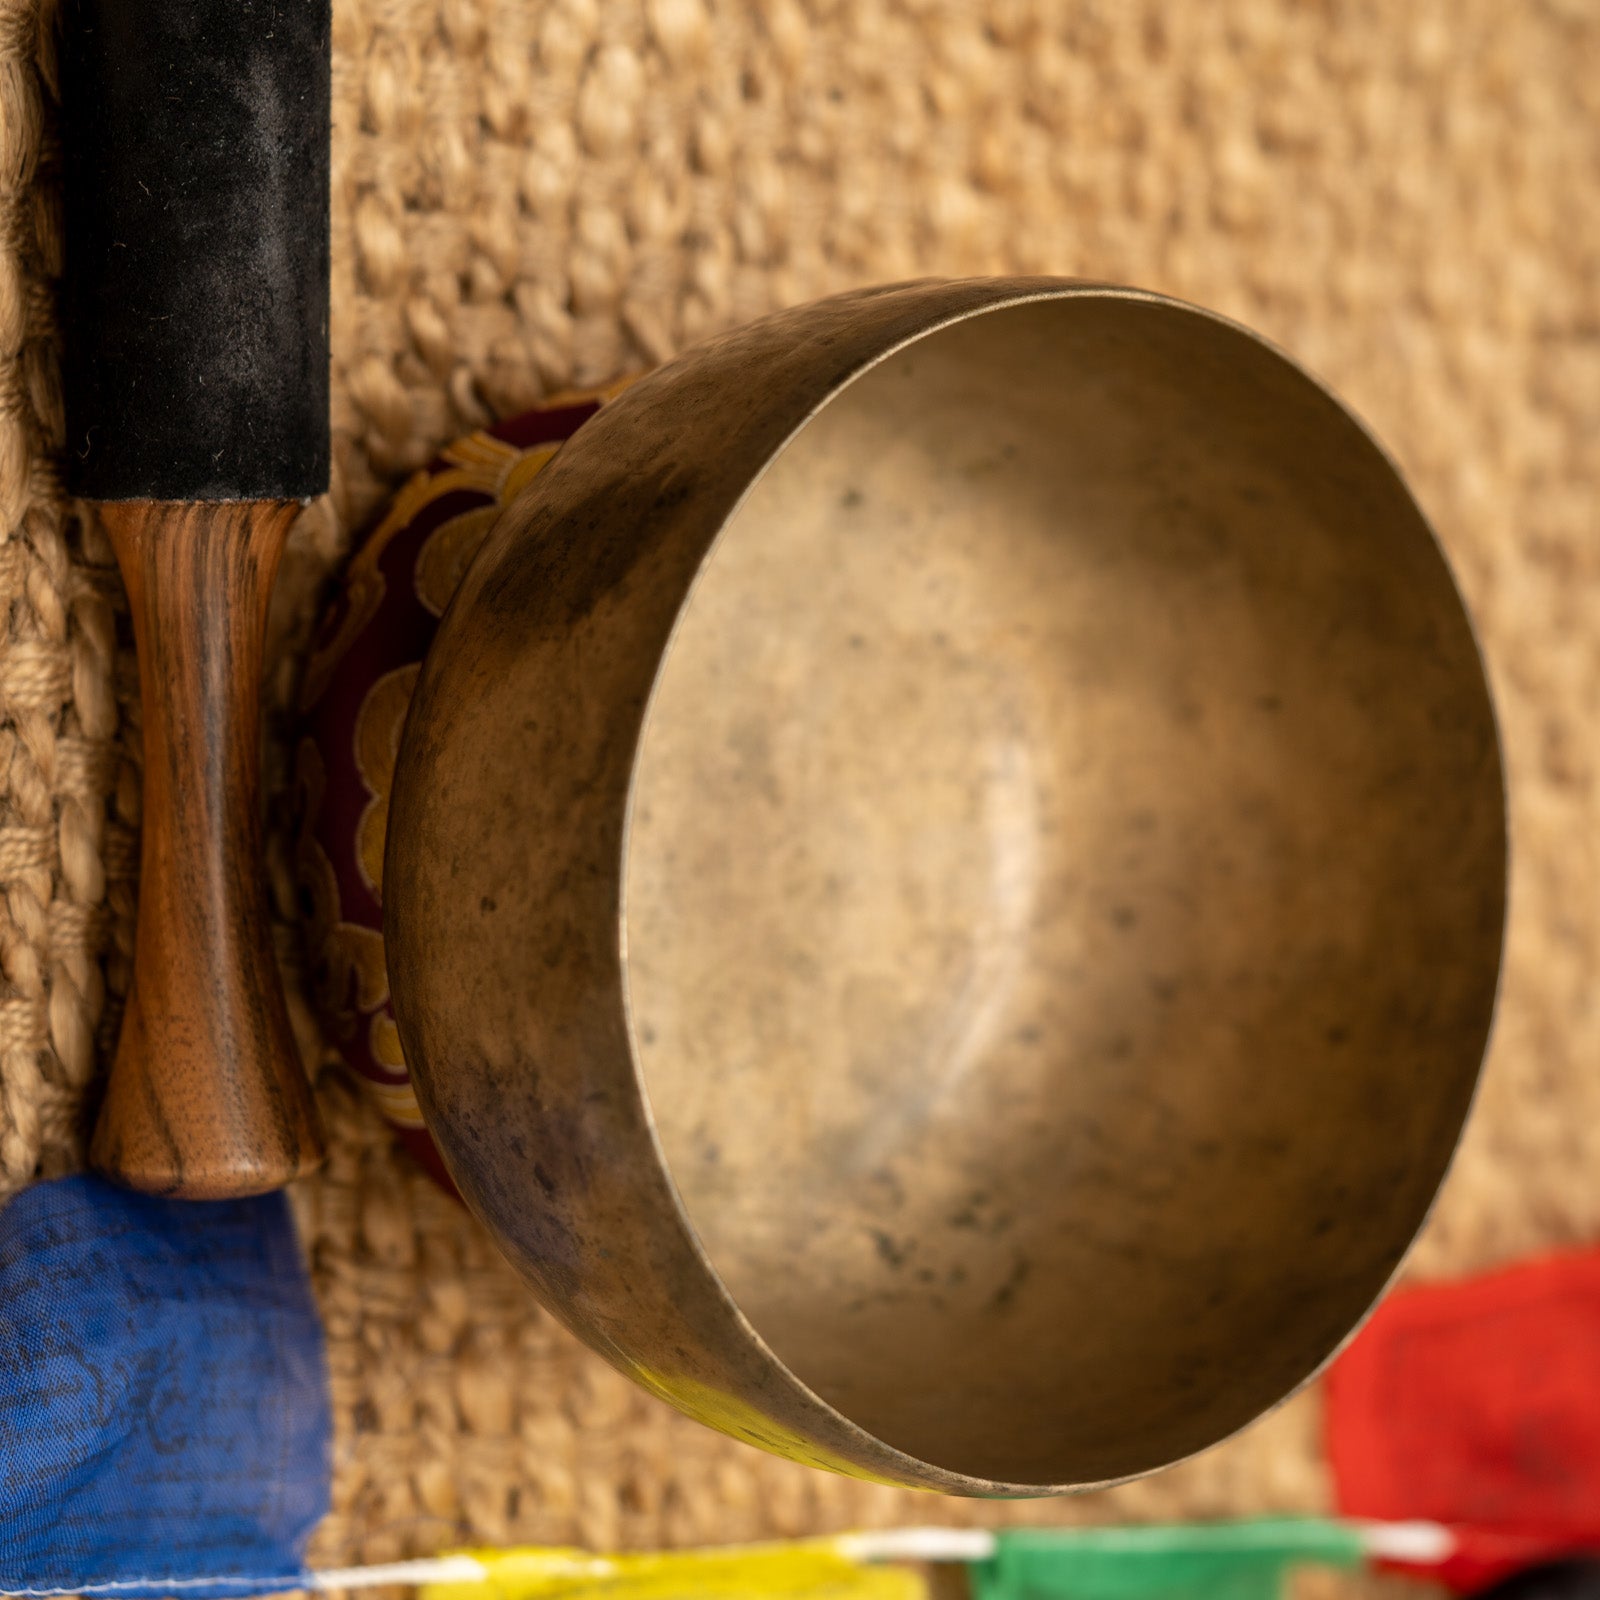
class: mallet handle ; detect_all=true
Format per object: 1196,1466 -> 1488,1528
91,500 -> 324,1197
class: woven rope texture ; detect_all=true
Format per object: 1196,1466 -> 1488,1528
1,0 -> 1595,1573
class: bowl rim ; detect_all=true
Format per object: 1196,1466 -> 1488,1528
610,277 -> 1510,1495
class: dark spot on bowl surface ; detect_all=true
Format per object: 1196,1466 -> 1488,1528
871,1229 -> 908,1267
991,1256 -> 1033,1311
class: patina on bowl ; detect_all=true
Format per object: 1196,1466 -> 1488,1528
385,278 -> 1506,1495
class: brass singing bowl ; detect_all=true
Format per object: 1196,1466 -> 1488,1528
386,278 -> 1506,1494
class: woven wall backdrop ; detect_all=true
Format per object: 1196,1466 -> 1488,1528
0,0 -> 1596,1572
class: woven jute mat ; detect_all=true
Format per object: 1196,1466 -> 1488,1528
1,0 -> 1596,1572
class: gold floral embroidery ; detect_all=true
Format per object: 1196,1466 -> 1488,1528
353,664 -> 421,899
414,442 -> 565,614
364,1071 -> 425,1129
300,390 -> 630,1140
293,738 -> 390,1036
414,504 -> 499,617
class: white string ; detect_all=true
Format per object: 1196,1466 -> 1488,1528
1355,1522 -> 1457,1565
836,1529 -> 1000,1565
2,1518 -> 1459,1598
309,1556 -> 490,1591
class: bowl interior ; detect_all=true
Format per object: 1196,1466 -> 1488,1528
621,295 -> 1504,1488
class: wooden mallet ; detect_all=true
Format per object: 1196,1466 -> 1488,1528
61,0 -> 330,1195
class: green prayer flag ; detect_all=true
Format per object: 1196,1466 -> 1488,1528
971,1518 -> 1367,1600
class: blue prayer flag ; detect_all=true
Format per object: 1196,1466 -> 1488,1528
0,1175 -> 330,1597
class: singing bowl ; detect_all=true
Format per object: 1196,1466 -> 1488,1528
385,278 -> 1506,1494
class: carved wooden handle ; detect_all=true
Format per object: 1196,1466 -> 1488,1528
91,499 -> 325,1197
